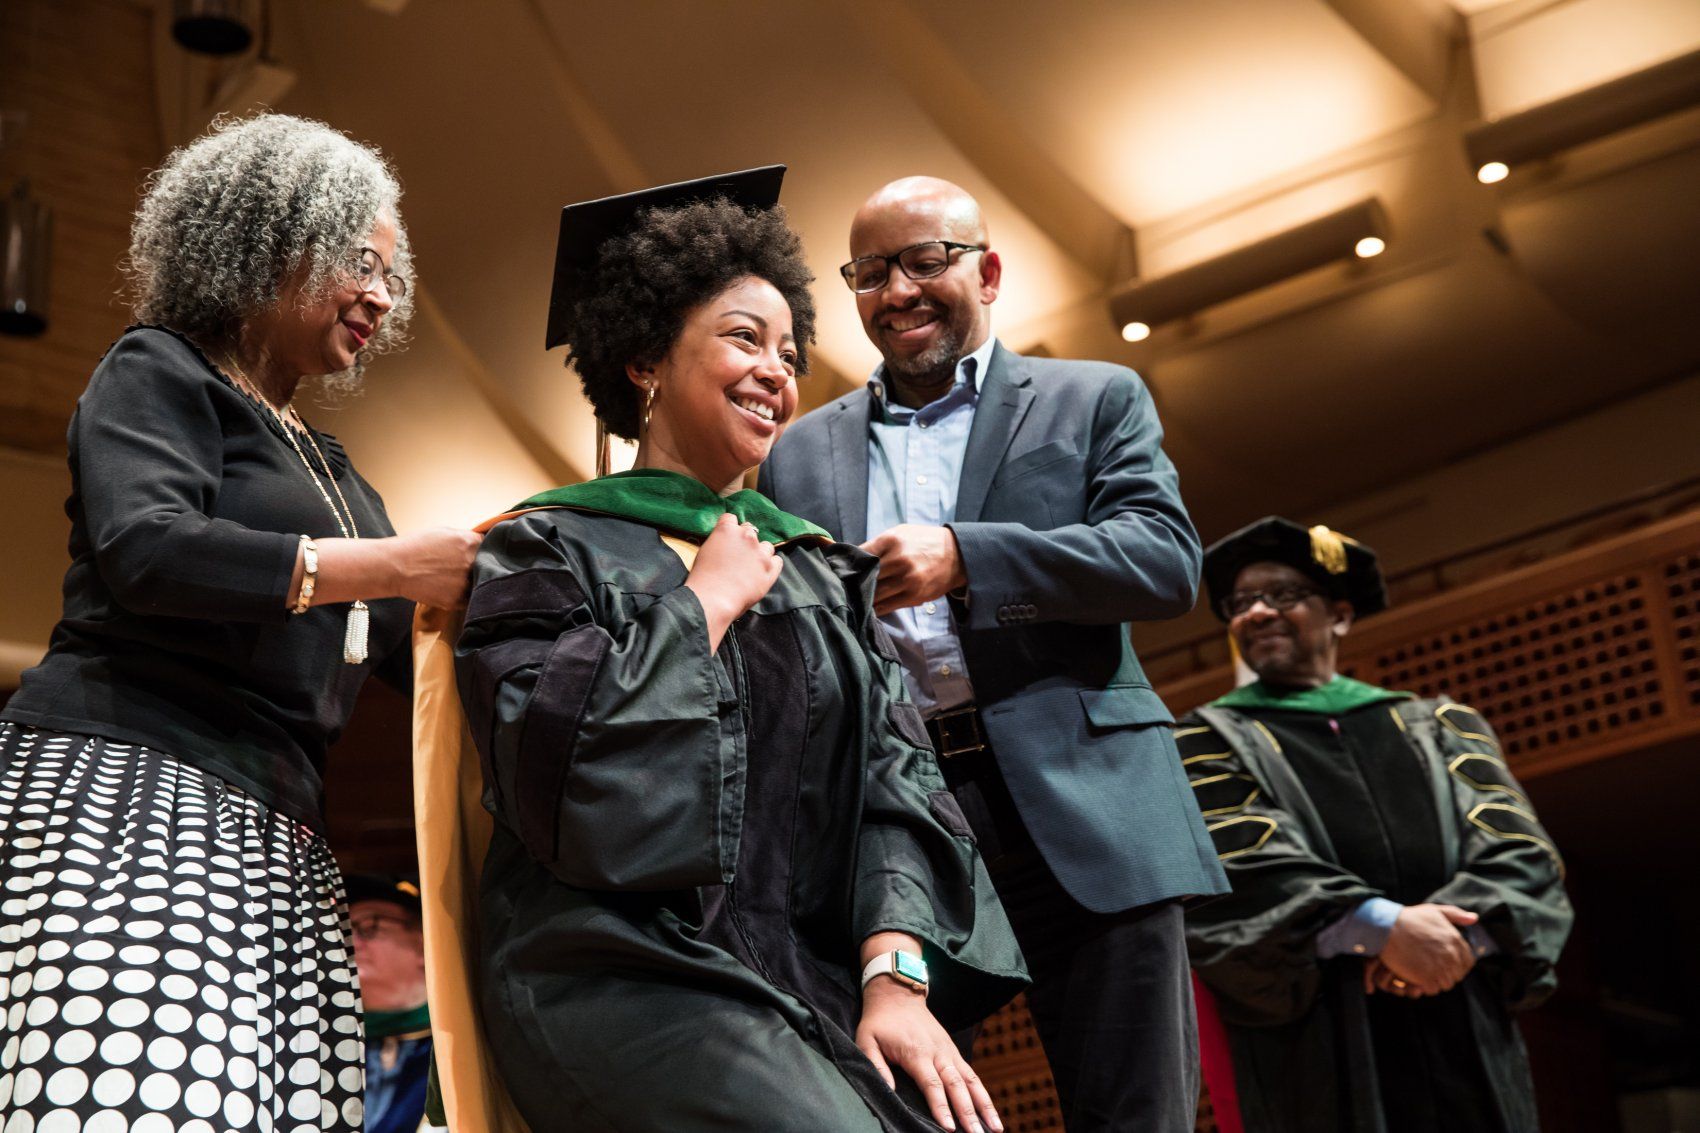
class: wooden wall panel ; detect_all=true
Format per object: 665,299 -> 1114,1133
0,0 -> 160,454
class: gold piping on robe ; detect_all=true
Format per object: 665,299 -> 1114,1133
1467,801 -> 1565,877
1449,752 -> 1529,804
1436,703 -> 1494,743
1207,814 -> 1279,859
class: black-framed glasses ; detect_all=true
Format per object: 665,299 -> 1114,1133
353,247 -> 408,300
839,240 -> 986,293
1219,585 -> 1322,619
350,912 -> 416,941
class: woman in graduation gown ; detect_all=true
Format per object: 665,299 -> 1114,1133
452,169 -> 1026,1133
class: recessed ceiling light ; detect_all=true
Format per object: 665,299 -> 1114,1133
1477,162 -> 1510,185
1107,198 -> 1389,338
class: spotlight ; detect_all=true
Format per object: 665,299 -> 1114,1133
172,0 -> 259,56
1464,46 -> 1700,182
1107,198 -> 1389,337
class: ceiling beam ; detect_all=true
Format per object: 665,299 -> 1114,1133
516,0 -> 649,194
1322,0 -> 1462,103
833,0 -> 1135,285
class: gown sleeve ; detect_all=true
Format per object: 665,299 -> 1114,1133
830,546 -> 1028,1029
453,512 -> 742,891
1422,702 -> 1573,1010
1177,717 -> 1382,1027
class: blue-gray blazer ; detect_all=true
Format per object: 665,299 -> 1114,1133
759,343 -> 1229,913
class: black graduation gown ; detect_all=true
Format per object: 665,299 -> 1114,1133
1177,689 -> 1572,1133
453,504 -> 1027,1132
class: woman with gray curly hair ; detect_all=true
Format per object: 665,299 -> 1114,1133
0,113 -> 478,1131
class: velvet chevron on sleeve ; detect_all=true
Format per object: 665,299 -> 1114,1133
1176,717 -> 1380,1028
1407,702 -> 1572,1011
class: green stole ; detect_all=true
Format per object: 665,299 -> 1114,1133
1210,674 -> 1412,714
366,1003 -> 431,1040
512,468 -> 830,544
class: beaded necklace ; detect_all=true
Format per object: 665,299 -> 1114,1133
225,362 -> 369,664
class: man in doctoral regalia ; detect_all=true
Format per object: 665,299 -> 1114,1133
1176,516 -> 1573,1133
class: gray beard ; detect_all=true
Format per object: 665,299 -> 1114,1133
882,323 -> 967,391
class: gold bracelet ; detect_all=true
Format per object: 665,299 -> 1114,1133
293,535 -> 319,615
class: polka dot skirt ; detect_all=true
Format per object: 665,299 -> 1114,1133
0,725 -> 364,1131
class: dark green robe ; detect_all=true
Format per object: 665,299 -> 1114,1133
1177,679 -> 1572,1133
454,472 -> 1027,1132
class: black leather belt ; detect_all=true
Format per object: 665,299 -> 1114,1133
926,704 -> 988,759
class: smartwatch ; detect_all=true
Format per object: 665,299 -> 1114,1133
860,950 -> 929,996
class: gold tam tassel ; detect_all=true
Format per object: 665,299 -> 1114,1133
595,419 -> 612,479
1309,525 -> 1348,575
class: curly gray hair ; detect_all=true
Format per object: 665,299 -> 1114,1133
126,113 -> 413,392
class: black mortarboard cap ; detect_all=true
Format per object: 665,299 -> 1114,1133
545,165 -> 787,350
344,873 -> 422,917
1202,516 -> 1389,621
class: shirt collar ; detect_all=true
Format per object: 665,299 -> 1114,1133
867,336 -> 998,422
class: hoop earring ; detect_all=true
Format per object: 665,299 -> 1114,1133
642,383 -> 656,431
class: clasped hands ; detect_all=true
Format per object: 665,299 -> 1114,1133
860,524 -> 968,616
1362,903 -> 1482,999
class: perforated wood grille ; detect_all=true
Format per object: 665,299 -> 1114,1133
972,995 -> 1060,1131
1342,569 -> 1667,764
971,993 -> 1219,1132
1668,551 -> 1700,710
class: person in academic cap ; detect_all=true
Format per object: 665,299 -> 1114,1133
1174,516 -> 1573,1133
441,168 -> 1025,1133
346,874 -> 438,1133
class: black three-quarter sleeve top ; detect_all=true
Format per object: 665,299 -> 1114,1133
2,326 -> 412,832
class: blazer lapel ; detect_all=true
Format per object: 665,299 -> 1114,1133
828,392 -> 872,544
955,344 -> 1035,524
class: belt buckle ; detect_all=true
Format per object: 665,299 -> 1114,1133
931,705 -> 985,759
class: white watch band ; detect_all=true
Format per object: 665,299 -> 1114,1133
860,950 -> 928,994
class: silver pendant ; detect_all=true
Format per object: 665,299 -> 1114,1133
344,600 -> 370,665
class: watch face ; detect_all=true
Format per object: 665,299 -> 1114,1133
894,951 -> 929,985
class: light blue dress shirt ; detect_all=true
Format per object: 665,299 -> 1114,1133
864,337 -> 998,717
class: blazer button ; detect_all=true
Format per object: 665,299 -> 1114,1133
997,605 -> 1010,621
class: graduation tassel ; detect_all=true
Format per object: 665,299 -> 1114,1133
595,418 -> 612,479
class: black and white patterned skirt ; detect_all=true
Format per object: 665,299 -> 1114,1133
0,724 -> 364,1131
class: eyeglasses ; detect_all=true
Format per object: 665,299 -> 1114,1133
353,247 -> 408,300
1220,585 -> 1322,619
350,913 -> 416,941
839,240 -> 986,293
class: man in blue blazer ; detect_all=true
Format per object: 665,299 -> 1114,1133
760,177 -> 1229,1131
